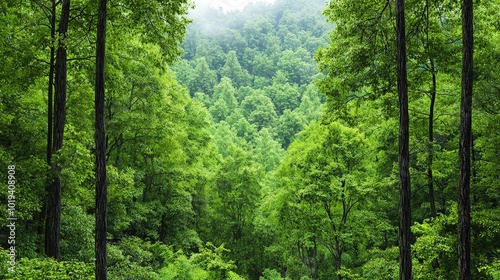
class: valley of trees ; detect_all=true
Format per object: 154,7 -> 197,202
1,0 -> 499,279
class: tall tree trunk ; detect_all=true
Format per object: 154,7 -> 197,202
45,0 -> 70,260
428,66 -> 437,218
47,0 -> 56,165
459,0 -> 473,278
424,0 -> 437,219
95,0 -> 108,278
396,0 -> 412,279
40,0 -> 57,255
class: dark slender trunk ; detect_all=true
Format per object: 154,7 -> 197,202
424,0 -> 437,219
95,0 -> 108,278
429,70 -> 440,273
47,0 -> 56,165
459,0 -> 473,278
41,0 -> 57,255
396,0 -> 412,279
45,0 -> 70,260
428,66 -> 437,218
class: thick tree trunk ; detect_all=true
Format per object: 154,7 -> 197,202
459,0 -> 473,278
95,0 -> 108,278
45,0 -> 70,260
396,0 -> 412,279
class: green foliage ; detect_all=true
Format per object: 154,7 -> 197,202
2,0 -> 500,279
189,243 -> 238,279
156,243 -> 243,280
0,251 -> 94,280
412,208 -> 458,279
158,253 -> 209,280
191,57 -> 219,96
317,0 -> 396,111
114,0 -> 193,63
240,92 -> 278,130
274,120 -> 380,277
275,109 -> 304,148
107,237 -> 171,280
210,78 -> 239,122
359,248 -> 398,279
254,128 -> 285,172
295,83 -> 323,124
264,72 -> 301,115
60,203 -> 94,262
260,268 -> 286,280
277,48 -> 315,85
220,51 -> 252,88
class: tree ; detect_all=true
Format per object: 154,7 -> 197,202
295,83 -> 323,125
115,0 -> 192,64
210,77 -> 239,122
242,18 -> 273,51
207,145 -> 263,277
0,1 -> 49,255
276,121 -> 375,279
240,92 -> 278,130
253,128 -> 284,173
471,1 -> 500,276
317,0 -> 396,114
275,109 -> 304,149
458,0 -> 473,277
277,48 -> 315,85
46,0 -> 71,260
263,71 -> 301,115
104,37 -> 202,249
94,0 -> 108,278
220,50 -> 252,88
227,109 -> 258,143
396,0 -> 412,278
192,57 -> 218,96
46,0 -> 56,166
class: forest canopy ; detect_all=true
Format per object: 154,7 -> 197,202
1,0 -> 499,279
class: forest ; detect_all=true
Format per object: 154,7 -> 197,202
0,0 -> 499,279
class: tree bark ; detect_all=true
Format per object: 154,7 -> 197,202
396,0 -> 412,279
45,0 -> 70,260
95,0 -> 108,278
47,0 -> 56,165
428,66 -> 437,218
459,0 -> 473,278
424,0 -> 437,219
40,0 -> 57,255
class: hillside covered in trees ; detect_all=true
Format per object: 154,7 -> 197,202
1,0 -> 499,279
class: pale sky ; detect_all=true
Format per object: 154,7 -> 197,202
194,0 -> 275,12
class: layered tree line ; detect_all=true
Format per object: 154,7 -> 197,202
1,0 -> 499,279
